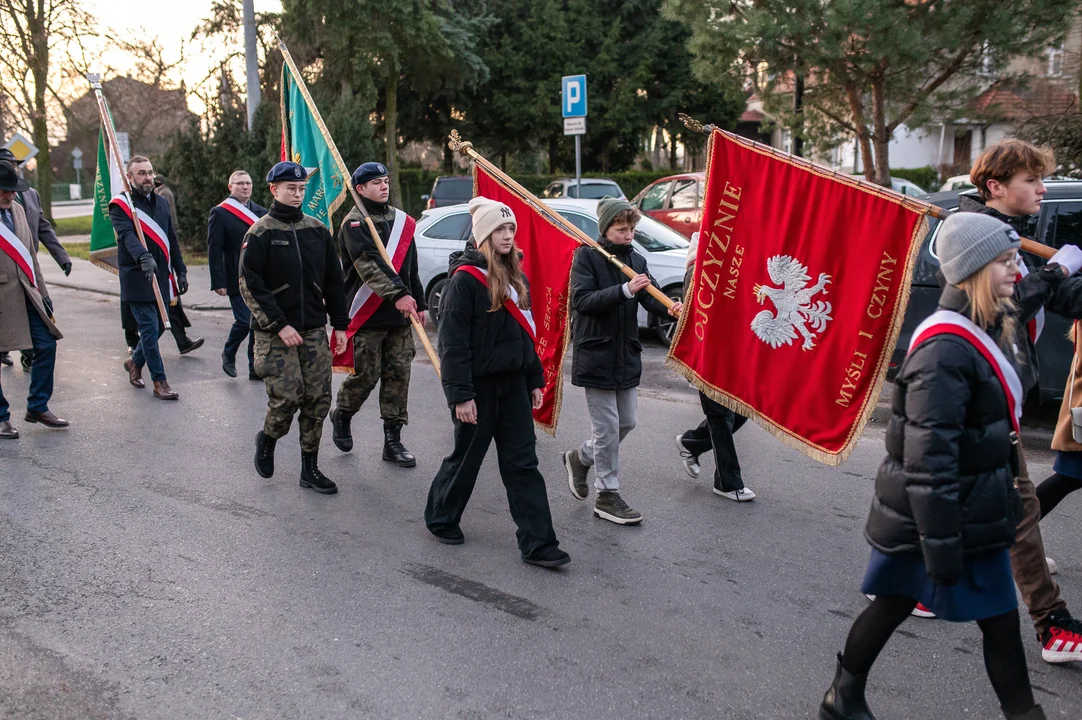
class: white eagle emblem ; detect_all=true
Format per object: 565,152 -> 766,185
751,255 -> 833,351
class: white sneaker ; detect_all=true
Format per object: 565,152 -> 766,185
714,487 -> 755,502
675,435 -> 701,478
1047,556 -> 1059,575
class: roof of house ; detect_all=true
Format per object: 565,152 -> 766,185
972,80 -> 1078,120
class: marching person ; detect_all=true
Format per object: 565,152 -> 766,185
0,161 -> 67,438
329,161 -> 425,467
956,139 -> 1082,662
674,232 -> 754,501
208,170 -> 267,379
821,213 -> 1042,720
239,161 -> 349,494
0,150 -> 70,372
109,156 -> 186,401
424,197 -> 569,569
1042,324 -> 1082,520
562,197 -> 681,525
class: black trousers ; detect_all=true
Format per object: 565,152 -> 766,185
425,374 -> 559,558
680,391 -> 747,492
122,299 -> 191,350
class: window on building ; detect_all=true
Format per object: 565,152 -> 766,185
1048,44 -> 1064,77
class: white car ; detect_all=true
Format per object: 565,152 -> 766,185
940,174 -> 974,191
415,198 -> 689,345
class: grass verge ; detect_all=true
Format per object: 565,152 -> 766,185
43,243 -> 208,265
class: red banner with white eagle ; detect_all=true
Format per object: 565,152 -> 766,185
668,130 -> 929,464
474,165 -> 578,433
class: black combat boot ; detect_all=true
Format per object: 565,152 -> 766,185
820,653 -> 874,720
330,408 -> 354,452
300,451 -> 338,494
382,423 -> 416,468
1004,706 -> 1047,720
254,431 -> 276,478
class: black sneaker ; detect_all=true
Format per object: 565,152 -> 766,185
593,491 -> 643,525
563,449 -> 589,500
178,337 -> 205,355
523,546 -> 570,568
429,525 -> 465,545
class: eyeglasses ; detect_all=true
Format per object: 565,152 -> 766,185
997,255 -> 1020,271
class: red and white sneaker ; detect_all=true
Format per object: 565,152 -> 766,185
910,602 -> 936,619
1041,611 -> 1082,664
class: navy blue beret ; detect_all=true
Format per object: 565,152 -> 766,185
266,161 -> 307,183
351,161 -> 389,187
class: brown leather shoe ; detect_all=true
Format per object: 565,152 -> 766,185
124,359 -> 145,388
24,410 -> 70,428
0,420 -> 17,439
153,380 -> 179,400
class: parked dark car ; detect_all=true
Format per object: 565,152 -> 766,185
893,181 -> 1082,404
422,175 -> 472,210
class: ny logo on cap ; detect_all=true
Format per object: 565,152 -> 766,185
500,207 -> 512,218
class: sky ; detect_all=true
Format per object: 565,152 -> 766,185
87,0 -> 282,113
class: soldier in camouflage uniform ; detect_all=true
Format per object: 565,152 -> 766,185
329,161 -> 425,468
239,161 -> 349,494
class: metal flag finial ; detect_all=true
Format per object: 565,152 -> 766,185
448,129 -> 472,155
87,73 -> 102,90
679,113 -> 708,134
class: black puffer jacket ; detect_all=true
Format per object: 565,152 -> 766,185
438,242 -> 544,407
569,241 -> 670,390
865,286 -> 1023,585
957,194 -> 1082,397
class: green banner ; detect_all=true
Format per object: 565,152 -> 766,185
281,63 -> 348,230
88,125 -> 120,272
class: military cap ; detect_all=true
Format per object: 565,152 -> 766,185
266,161 -> 308,183
351,161 -> 388,187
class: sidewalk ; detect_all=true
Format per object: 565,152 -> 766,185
38,255 -> 231,311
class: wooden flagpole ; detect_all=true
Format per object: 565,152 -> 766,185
678,114 -> 1056,262
88,74 -> 171,328
276,37 -> 440,376
448,131 -> 678,312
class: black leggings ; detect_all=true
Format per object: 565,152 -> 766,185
841,596 -> 1035,714
1036,471 -> 1082,519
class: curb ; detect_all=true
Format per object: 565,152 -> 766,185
49,280 -> 231,311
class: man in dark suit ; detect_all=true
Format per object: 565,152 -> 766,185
109,155 -> 186,400
207,170 -> 266,378
0,149 -> 71,370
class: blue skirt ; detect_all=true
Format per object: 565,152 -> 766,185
860,548 -> 1016,622
1053,450 -> 1082,480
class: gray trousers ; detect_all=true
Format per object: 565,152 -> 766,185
579,387 -> 638,492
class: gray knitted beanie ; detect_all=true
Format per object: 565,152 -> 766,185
937,212 -> 1021,285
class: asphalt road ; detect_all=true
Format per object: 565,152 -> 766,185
51,200 -> 94,220
2,286 -> 1081,719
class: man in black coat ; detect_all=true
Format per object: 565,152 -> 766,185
207,170 -> 267,379
561,197 -> 681,526
109,156 -> 185,400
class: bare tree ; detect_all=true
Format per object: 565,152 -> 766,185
0,0 -> 98,218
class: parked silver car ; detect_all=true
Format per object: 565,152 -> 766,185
415,198 -> 689,344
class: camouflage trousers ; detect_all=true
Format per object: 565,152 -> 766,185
254,328 -> 332,453
335,325 -> 414,425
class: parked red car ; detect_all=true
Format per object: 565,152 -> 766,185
632,172 -> 705,238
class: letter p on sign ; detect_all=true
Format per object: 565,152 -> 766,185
562,75 -> 587,118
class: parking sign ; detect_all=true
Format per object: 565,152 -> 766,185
562,75 -> 587,118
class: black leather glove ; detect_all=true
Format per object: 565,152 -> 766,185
138,252 -> 157,280
42,296 -> 54,317
177,274 -> 189,295
61,261 -> 72,276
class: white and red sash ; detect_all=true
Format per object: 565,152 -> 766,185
110,195 -> 177,301
455,265 -> 537,342
330,209 -> 417,372
0,217 -> 36,289
218,197 -> 260,226
344,209 -> 416,332
909,310 -> 1022,433
1016,253 -> 1044,343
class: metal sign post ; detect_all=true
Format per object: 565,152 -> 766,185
562,75 -> 587,196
